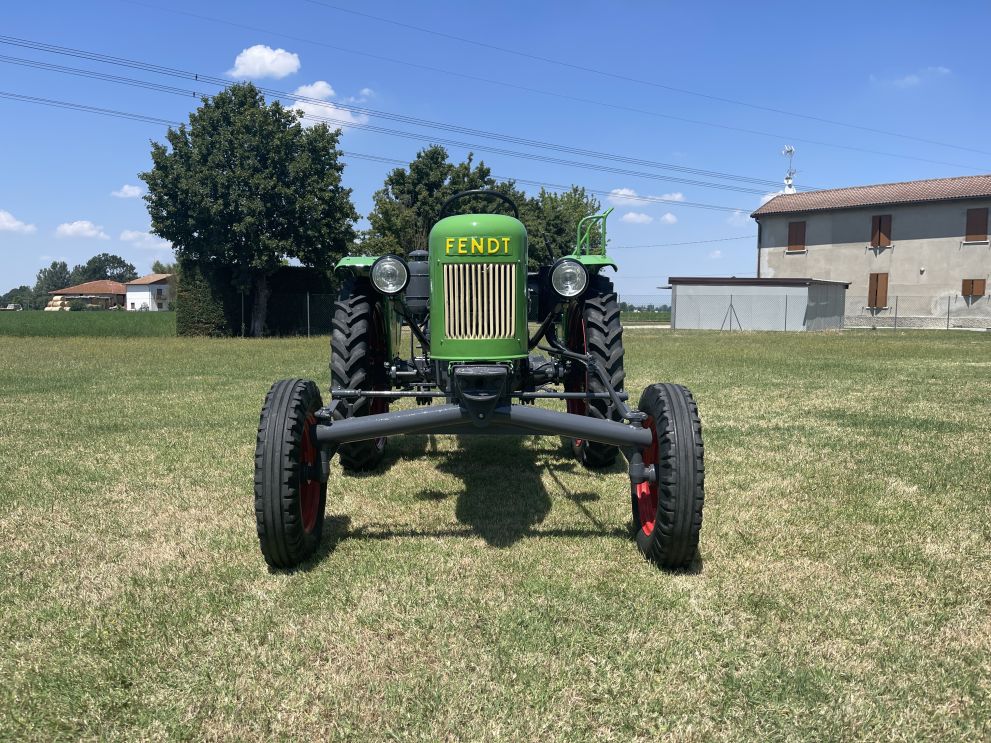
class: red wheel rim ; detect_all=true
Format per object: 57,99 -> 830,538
564,306 -> 589,447
300,413 -> 321,533
634,416 -> 659,535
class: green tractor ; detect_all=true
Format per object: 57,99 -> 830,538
254,190 -> 704,569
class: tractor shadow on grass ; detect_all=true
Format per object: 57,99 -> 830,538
339,434 -> 628,549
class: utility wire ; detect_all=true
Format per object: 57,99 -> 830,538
297,0 -> 991,158
0,90 -> 745,212
610,235 -> 754,250
0,53 -> 771,196
102,6 -> 988,172
0,36 -> 793,191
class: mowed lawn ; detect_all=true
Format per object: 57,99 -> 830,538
0,330 -> 988,740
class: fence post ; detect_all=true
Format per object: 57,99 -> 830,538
306,291 -> 311,338
893,296 -> 898,331
947,295 -> 951,330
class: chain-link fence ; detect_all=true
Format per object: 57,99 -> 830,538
670,292 -> 844,331
845,295 -> 991,329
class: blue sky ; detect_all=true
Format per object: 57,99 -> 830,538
2,0 -> 989,297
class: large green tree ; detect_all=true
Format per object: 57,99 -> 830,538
69,253 -> 138,285
141,83 -> 358,336
362,146 -> 600,267
28,261 -> 72,309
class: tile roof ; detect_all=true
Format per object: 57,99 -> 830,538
50,280 -> 127,295
752,174 -> 991,217
126,273 -> 173,285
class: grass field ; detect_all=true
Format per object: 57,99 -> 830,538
1,330 -> 989,740
0,310 -> 176,337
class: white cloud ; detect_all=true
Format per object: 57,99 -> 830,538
659,212 -> 678,224
621,211 -> 653,224
228,45 -> 301,79
111,184 -> 142,199
359,87 -> 374,98
659,192 -> 685,202
294,80 -> 335,99
0,209 -> 36,233
120,229 -> 171,250
608,187 -> 640,207
708,250 -> 722,260
873,66 -> 951,89
727,210 -> 752,227
760,190 -> 786,205
291,79 -> 369,130
56,220 -> 108,239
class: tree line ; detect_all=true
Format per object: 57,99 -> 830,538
5,84 -> 606,331
0,255 -> 177,310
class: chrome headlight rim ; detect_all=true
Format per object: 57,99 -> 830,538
370,254 -> 410,295
549,257 -> 589,299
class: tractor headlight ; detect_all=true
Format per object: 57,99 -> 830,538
550,258 -> 589,298
370,255 -> 410,295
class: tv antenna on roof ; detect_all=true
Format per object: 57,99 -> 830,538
781,145 -> 797,193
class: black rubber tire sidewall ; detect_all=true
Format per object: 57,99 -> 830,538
632,383 -> 705,569
330,281 -> 389,472
254,378 -> 327,569
565,274 -> 625,469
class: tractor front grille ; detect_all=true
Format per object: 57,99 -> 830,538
443,262 -> 516,339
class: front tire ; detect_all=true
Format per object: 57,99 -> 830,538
631,383 -> 705,569
255,378 -> 327,569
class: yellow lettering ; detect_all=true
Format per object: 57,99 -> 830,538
471,237 -> 484,254
501,237 -> 511,254
487,237 -> 500,254
457,237 -> 467,255
445,237 -> 454,254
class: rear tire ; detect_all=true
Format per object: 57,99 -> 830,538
564,275 -> 625,468
631,383 -> 705,569
331,281 -> 389,472
255,378 -> 327,569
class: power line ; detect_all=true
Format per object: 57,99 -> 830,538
102,6 -> 988,172
0,53 -> 772,197
610,235 -> 754,250
0,90 -> 743,211
297,0 -> 991,158
0,36 -> 793,191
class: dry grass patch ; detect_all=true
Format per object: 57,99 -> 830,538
0,330 -> 989,740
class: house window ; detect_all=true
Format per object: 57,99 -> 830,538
962,279 -> 987,297
868,272 -> 889,308
787,221 -> 806,252
156,287 -> 163,297
965,208 -> 988,242
157,302 -> 163,310
870,215 -> 892,247
130,302 -> 135,310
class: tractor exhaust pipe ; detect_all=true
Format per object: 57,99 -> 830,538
315,404 -> 652,449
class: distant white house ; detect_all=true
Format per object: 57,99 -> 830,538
126,273 -> 174,311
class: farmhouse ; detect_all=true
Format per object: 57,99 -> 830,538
752,175 -> 991,311
126,273 -> 174,311
46,280 -> 126,310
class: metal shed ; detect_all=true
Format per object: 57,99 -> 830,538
668,277 -> 850,331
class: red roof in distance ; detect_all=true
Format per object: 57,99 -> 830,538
126,273 -> 173,286
50,280 -> 127,295
752,174 -> 991,217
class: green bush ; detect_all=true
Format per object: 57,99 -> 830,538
175,262 -> 236,337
